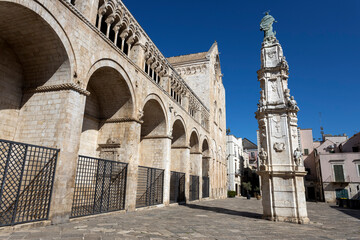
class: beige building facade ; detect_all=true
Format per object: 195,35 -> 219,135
0,0 -> 227,226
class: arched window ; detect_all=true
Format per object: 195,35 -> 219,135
218,108 -> 222,127
214,101 -> 217,123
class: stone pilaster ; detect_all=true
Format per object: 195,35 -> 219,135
48,90 -> 87,224
129,43 -> 146,70
255,36 -> 309,224
190,152 -> 202,201
162,137 -> 172,206
73,0 -> 100,25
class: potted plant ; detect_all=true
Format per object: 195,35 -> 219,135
254,186 -> 261,200
242,182 -> 252,199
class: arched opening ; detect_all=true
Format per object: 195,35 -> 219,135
96,1 -> 114,37
202,139 -> 210,198
202,139 -> 210,176
214,101 -> 217,124
189,131 -> 200,201
170,119 -> 187,203
78,66 -> 133,161
218,108 -> 223,128
171,120 -> 186,147
137,98 -> 167,207
139,98 -> 167,167
0,2 -> 71,145
190,131 -> 200,154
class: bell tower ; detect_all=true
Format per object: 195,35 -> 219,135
255,13 -> 309,224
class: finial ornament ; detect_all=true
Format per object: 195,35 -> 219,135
260,12 -> 277,42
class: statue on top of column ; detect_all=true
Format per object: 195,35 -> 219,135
260,12 -> 277,42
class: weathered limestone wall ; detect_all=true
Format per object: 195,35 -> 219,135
140,138 -> 169,169
170,148 -> 187,173
0,0 -> 228,224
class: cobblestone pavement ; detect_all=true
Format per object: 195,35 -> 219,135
1,198 -> 359,240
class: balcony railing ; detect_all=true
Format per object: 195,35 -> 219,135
324,175 -> 351,183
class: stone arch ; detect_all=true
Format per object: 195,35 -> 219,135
85,59 -> 137,116
139,95 -> 168,169
202,138 -> 210,176
202,138 -> 210,157
171,118 -> 187,147
0,1 -> 75,145
97,0 -> 116,36
170,118 -> 187,174
201,138 -> 210,198
140,95 -> 168,139
189,129 -> 200,154
78,65 -> 135,159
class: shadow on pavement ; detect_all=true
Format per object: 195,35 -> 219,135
330,206 -> 360,220
183,203 -> 262,220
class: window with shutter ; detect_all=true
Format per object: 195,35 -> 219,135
333,165 -> 344,182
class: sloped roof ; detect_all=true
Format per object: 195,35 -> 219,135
167,52 -> 208,64
243,138 -> 257,149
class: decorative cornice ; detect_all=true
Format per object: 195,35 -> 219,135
141,135 -> 173,140
171,146 -> 191,149
102,117 -> 142,124
24,83 -> 90,96
190,151 -> 203,155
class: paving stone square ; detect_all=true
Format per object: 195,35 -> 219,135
0,198 -> 359,240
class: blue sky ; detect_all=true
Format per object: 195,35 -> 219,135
123,0 -> 360,143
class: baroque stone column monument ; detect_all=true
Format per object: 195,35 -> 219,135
255,13 -> 310,224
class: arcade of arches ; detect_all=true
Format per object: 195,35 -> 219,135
0,0 -> 227,225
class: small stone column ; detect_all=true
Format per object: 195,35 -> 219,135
255,14 -> 309,224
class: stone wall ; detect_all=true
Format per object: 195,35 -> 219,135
0,0 -> 228,224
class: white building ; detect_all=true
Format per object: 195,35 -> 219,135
226,135 -> 245,195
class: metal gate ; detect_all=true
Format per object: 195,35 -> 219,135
71,156 -> 127,218
136,166 -> 164,208
0,139 -> 59,227
202,176 -> 210,198
189,175 -> 199,201
170,171 -> 185,203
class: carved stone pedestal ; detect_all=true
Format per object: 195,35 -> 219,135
257,170 -> 309,224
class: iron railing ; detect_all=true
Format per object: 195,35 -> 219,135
324,175 -> 351,183
202,176 -> 210,198
71,156 -> 127,218
136,166 -> 164,208
170,171 -> 185,203
189,175 -> 199,201
0,139 -> 59,227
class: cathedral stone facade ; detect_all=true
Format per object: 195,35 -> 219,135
0,0 -> 227,225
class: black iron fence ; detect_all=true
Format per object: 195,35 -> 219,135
189,175 -> 199,201
0,139 -> 59,227
202,176 -> 210,198
71,156 -> 127,218
136,166 -> 164,208
170,171 -> 185,203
